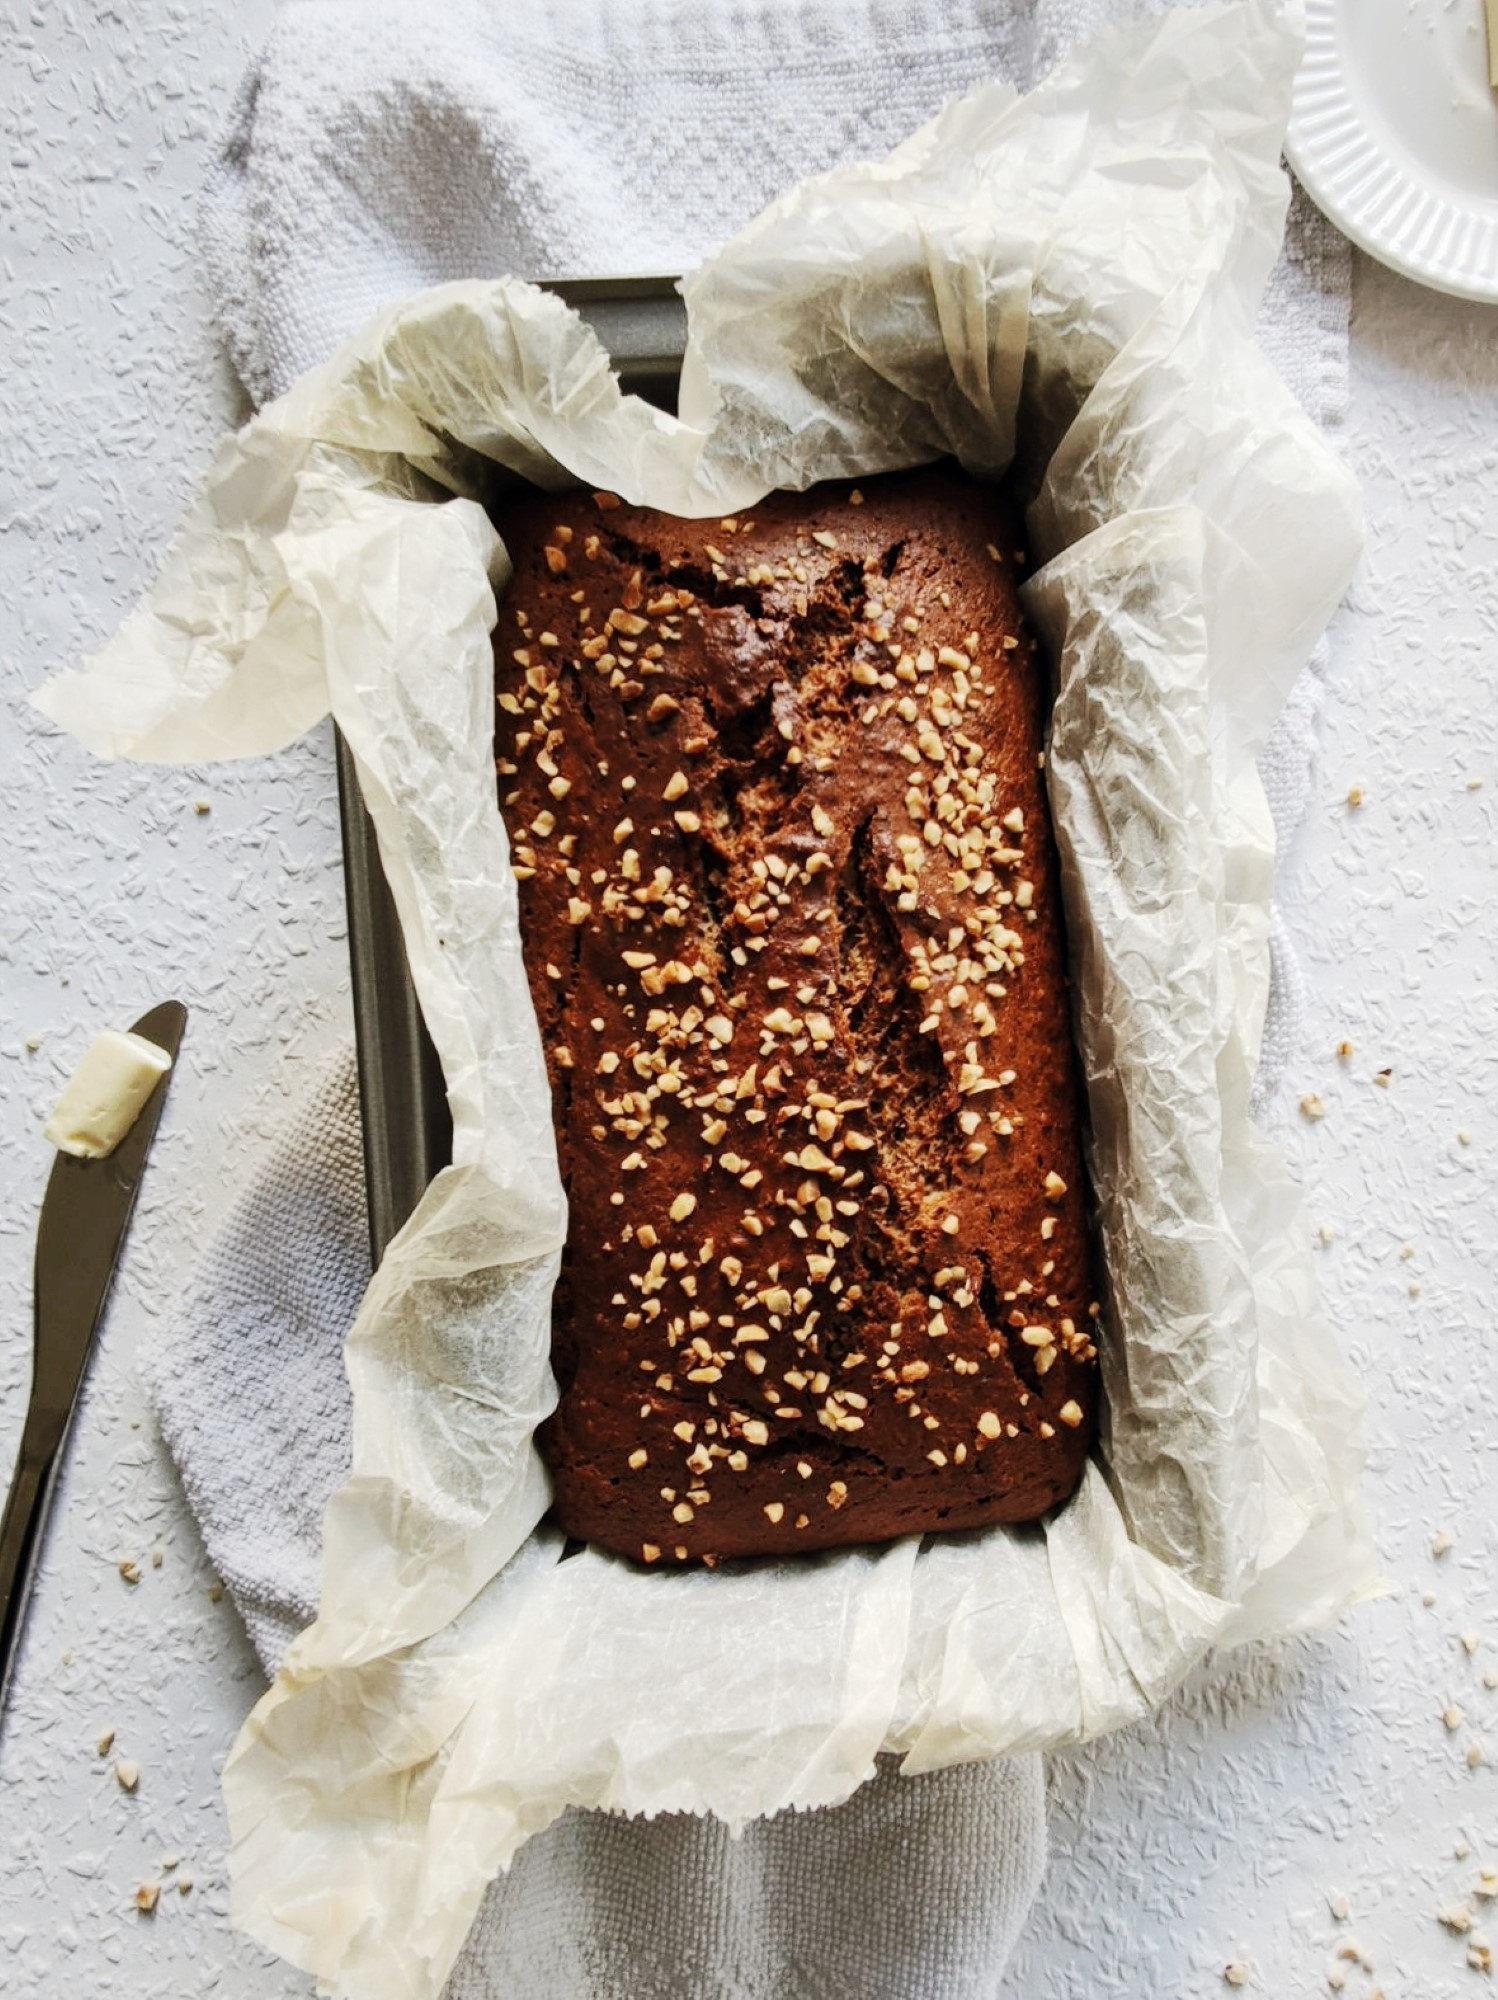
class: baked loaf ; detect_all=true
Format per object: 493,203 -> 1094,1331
490,466 -> 1098,1565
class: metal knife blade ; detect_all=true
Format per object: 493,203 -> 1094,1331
0,1000 -> 187,1721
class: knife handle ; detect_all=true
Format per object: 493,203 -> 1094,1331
0,1422 -> 61,1719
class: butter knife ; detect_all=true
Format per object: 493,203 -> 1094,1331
0,1000 -> 186,1723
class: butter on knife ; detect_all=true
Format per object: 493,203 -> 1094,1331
44,1029 -> 174,1159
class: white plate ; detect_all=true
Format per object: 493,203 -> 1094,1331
1287,0 -> 1498,304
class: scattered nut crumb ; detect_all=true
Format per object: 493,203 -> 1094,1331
192,798 -> 211,815
207,1580 -> 224,1603
114,1759 -> 140,1792
1318,1224 -> 1336,1245
1336,1039 -> 1353,1060
150,1548 -> 163,1568
1433,1529 -> 1455,1558
117,1557 -> 141,1585
1346,786 -> 1364,807
1300,1093 -> 1327,1122
1424,1590 -> 1439,1606
1458,1130 -> 1473,1147
1445,1705 -> 1465,1731
1462,1632 -> 1481,1655
1224,1965 -> 1250,1987
133,1881 -> 160,1914
1328,1891 -> 1350,1921
23,1034 -> 40,1053
177,1875 -> 193,1896
96,1729 -> 115,1757
1470,1741 -> 1486,1769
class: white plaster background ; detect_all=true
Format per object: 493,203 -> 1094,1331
0,1 -> 1495,1995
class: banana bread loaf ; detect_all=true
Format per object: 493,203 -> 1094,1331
490,465 -> 1098,1565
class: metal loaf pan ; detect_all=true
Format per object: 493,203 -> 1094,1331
336,276 -> 689,1265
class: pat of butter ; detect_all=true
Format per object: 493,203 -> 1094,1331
44,1030 -> 173,1159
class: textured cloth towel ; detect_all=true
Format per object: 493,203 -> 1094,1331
199,0 -> 1350,1111
161,1 -> 1353,1993
148,1050 -> 1050,2000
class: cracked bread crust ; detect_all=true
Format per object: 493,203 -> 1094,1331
489,465 -> 1098,1566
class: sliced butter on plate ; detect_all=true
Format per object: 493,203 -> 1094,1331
44,1030 -> 173,1159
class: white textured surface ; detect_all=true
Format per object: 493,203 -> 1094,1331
0,9 -> 1495,2000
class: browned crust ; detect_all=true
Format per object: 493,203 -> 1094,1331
489,466 -> 1098,1566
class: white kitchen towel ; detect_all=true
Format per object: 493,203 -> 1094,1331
146,1045 -> 1049,2000
199,0 -> 1350,1113
160,2 -> 1352,1993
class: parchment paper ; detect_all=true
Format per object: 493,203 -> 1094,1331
34,3 -> 1377,1995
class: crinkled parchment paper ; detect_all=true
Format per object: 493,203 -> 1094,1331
35,3 -> 1377,1994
